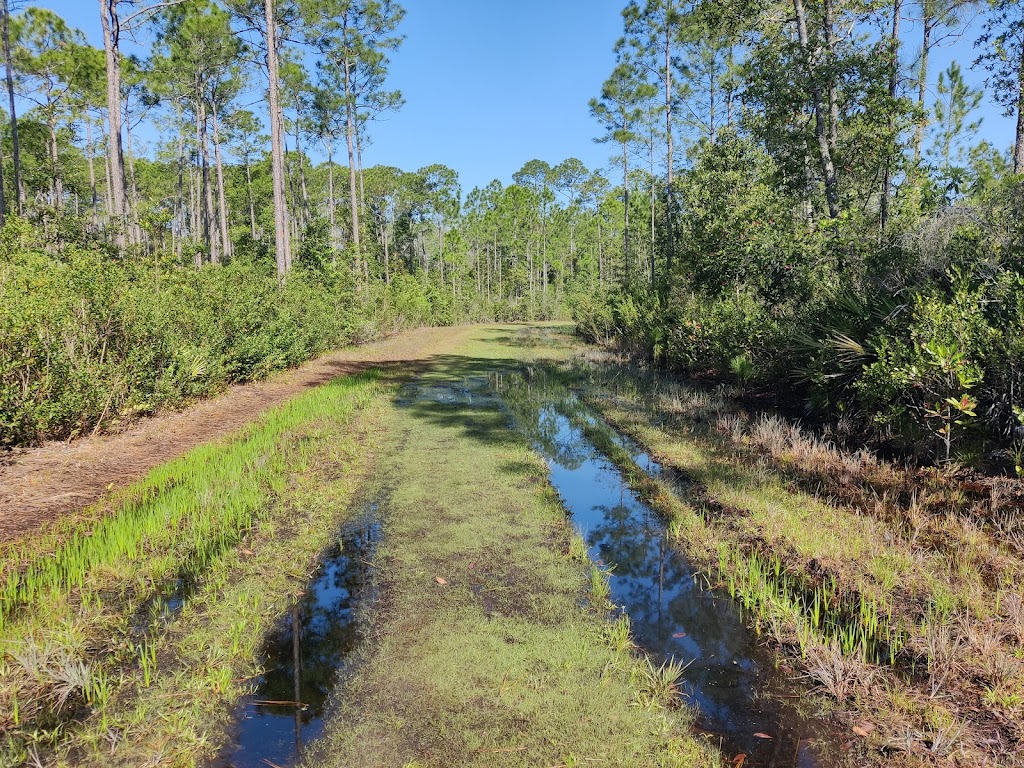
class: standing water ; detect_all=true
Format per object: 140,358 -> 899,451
218,508 -> 381,768
487,373 -> 851,767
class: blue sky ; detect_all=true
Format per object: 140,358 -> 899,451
29,1 -> 1019,194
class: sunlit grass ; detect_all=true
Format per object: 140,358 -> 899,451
0,373 -> 382,766
2,374 -> 379,629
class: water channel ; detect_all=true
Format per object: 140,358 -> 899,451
219,371 -> 848,767
218,508 -> 380,768
489,371 -> 846,766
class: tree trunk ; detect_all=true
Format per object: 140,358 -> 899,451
914,15 -> 933,164
124,100 -> 140,223
382,217 -> 390,284
103,127 -> 114,219
708,49 -> 716,142
189,156 -> 198,242
650,135 -> 656,288
343,58 -> 361,274
438,224 -> 445,284
622,139 -> 630,284
794,0 -> 841,219
211,102 -> 232,261
1016,47 -> 1024,175
198,101 -> 219,264
356,122 -> 366,210
245,158 -> 257,240
285,137 -> 298,242
48,112 -> 62,210
880,0 -> 902,233
87,116 -> 99,230
295,119 -> 309,225
174,118 -> 185,258
190,158 -> 201,268
100,0 -> 130,243
264,0 -> 291,277
3,0 -> 22,214
327,141 -> 336,248
726,46 -> 736,130
541,196 -> 548,300
664,24 -> 675,278
823,0 -> 840,152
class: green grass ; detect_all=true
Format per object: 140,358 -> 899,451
0,373 -> 383,767
305,326 -> 722,767
2,324 -> 727,768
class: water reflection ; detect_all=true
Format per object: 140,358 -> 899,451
221,512 -> 380,768
496,376 -> 845,767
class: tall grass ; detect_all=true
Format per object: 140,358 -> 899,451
0,373 -> 380,634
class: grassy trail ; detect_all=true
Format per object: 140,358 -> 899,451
308,327 -> 719,767
0,324 -> 722,768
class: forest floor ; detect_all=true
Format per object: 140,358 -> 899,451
0,325 -> 477,543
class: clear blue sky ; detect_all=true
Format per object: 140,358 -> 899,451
26,1 -> 1019,194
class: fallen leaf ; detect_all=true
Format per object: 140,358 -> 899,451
672,632 -> 687,638
241,548 -> 255,556
851,721 -> 875,737
753,732 -> 772,740
434,576 -> 448,585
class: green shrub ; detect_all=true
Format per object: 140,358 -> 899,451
0,222 -> 363,446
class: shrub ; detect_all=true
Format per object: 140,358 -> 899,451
0,222 -> 362,446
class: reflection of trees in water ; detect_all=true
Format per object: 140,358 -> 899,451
256,526 -> 376,723
493,370 -> 835,766
494,375 -> 593,471
578,467 -> 791,750
587,503 -> 650,575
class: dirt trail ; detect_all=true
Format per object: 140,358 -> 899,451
0,325 -> 476,544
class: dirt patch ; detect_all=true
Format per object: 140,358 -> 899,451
0,325 -> 474,544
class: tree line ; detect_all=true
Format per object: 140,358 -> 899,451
578,0 -> 1024,465
0,0 -> 628,315
2,0 -> 1024,463
0,0 -> 405,278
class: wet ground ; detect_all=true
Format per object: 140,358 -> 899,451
406,372 -> 851,766
217,507 -> 381,768
217,369 -> 849,767
511,400 -> 843,765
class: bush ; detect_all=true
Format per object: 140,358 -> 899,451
0,222 -> 361,446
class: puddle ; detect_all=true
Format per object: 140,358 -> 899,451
396,376 -> 500,407
486,374 -> 850,767
131,575 -> 198,639
535,407 -> 836,764
218,507 -> 381,768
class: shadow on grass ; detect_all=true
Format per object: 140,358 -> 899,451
383,353 -> 524,448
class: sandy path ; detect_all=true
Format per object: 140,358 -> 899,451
0,325 -> 477,543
